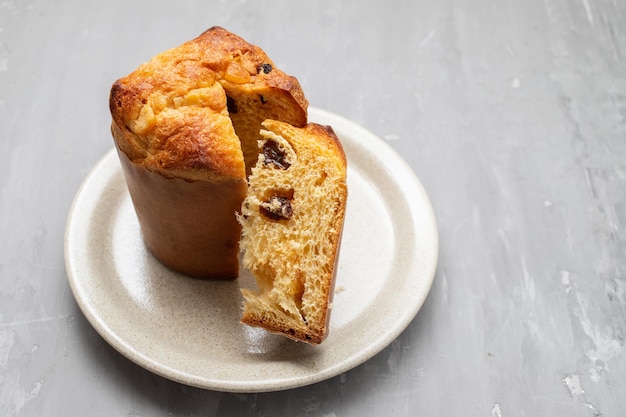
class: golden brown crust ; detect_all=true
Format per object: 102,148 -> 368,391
109,26 -> 308,182
277,121 -> 347,168
240,311 -> 325,344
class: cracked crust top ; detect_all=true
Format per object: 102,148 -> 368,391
109,26 -> 308,182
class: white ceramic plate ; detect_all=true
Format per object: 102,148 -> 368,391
65,108 -> 438,393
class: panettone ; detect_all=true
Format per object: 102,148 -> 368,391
109,27 -> 308,278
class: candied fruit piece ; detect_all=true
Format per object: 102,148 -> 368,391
259,196 -> 293,221
262,140 -> 290,169
224,61 -> 251,83
258,63 -> 273,74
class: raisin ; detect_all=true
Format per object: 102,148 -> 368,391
258,63 -> 273,74
263,140 -> 290,169
226,95 -> 238,114
259,94 -> 268,104
259,196 -> 293,221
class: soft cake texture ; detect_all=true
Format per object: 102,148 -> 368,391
238,120 -> 348,344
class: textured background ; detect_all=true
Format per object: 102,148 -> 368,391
1,0 -> 625,415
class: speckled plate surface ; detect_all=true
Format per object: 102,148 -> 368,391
64,108 -> 439,393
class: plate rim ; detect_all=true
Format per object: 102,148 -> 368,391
64,107 -> 439,392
